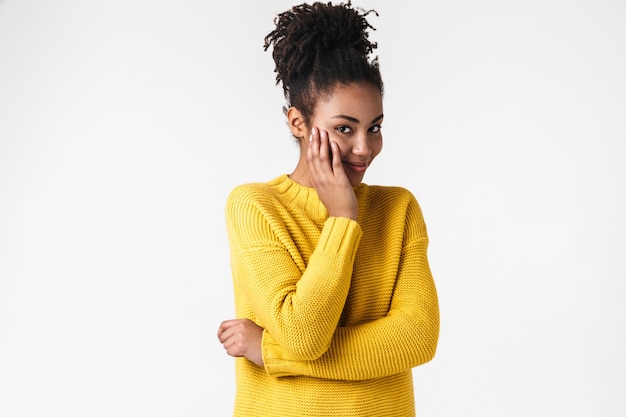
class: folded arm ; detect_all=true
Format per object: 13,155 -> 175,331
262,236 -> 439,380
226,188 -> 363,360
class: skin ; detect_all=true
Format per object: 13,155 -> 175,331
217,82 -> 384,367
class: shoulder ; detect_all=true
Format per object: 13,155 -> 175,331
362,184 -> 420,209
226,181 -> 278,212
226,175 -> 294,216
366,184 -> 414,197
227,181 -> 274,201
361,184 -> 427,234
224,177 -> 293,243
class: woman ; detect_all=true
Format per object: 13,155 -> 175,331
217,2 -> 439,416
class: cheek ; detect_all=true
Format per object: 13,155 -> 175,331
330,135 -> 350,156
371,137 -> 383,158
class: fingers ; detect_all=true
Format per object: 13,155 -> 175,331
218,319 -> 246,357
318,129 -> 331,164
307,127 -> 334,183
216,319 -> 238,342
329,140 -> 343,171
306,127 -> 318,177
217,319 -> 264,363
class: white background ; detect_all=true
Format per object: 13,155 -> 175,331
1,1 -> 625,416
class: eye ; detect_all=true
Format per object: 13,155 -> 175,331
336,126 -> 353,134
369,125 -> 382,133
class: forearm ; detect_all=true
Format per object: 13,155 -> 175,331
264,309 -> 439,380
263,238 -> 440,380
234,216 -> 363,360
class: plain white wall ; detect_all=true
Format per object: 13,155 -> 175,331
1,1 -> 625,416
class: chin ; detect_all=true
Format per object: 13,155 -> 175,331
349,175 -> 365,187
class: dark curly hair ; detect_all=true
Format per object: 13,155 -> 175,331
264,1 -> 383,127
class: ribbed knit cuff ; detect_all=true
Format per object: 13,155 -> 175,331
262,331 -> 311,378
317,216 -> 362,259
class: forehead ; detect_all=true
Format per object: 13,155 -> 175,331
314,83 -> 383,120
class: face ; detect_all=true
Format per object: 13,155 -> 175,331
307,82 -> 384,187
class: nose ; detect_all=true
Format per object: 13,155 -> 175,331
351,132 -> 372,158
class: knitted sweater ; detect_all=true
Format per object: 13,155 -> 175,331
225,174 -> 439,417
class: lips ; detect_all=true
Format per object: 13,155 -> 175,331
343,161 -> 369,172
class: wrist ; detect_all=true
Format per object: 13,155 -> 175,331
328,210 -> 358,221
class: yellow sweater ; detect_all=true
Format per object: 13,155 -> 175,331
225,174 -> 439,417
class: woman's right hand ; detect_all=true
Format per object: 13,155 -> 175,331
307,127 -> 358,220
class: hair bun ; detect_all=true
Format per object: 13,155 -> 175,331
265,1 -> 378,89
288,2 -> 377,55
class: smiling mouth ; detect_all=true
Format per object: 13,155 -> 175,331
343,161 -> 369,172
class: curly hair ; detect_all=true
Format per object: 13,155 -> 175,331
264,1 -> 383,127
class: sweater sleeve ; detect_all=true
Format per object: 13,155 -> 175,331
227,186 -> 363,361
262,196 -> 440,380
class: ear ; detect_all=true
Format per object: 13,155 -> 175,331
286,107 -> 308,140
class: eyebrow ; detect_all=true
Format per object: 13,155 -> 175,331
331,114 -> 384,124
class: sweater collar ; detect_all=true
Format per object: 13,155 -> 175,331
267,174 -> 367,221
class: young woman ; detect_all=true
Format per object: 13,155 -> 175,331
217,2 -> 440,416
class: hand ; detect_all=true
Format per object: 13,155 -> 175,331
307,127 -> 358,220
217,319 -> 264,366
